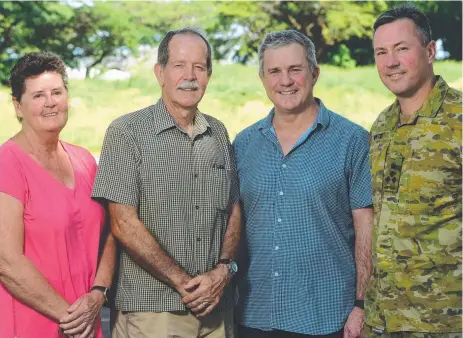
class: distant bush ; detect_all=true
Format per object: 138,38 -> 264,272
327,44 -> 357,69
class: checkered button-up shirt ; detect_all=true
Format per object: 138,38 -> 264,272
233,99 -> 372,335
92,99 -> 238,312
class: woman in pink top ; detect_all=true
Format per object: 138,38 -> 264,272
0,52 -> 116,338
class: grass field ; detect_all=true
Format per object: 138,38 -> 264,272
0,61 -> 461,153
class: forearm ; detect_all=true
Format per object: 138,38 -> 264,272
93,232 -> 116,288
352,207 -> 373,299
0,255 -> 69,322
109,204 -> 190,292
219,202 -> 242,260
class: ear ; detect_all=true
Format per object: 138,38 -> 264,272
426,40 -> 437,64
12,97 -> 24,120
154,63 -> 165,87
311,66 -> 321,86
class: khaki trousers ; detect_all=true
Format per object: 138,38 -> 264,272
112,309 -> 234,338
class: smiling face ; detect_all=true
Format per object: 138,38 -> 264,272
373,18 -> 435,98
261,43 -> 319,115
155,34 -> 210,111
13,71 -> 69,133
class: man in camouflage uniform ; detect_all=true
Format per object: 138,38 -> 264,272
366,4 -> 462,337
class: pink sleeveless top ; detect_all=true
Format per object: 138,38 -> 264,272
0,140 -> 104,338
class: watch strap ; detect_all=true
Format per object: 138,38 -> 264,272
217,258 -> 232,265
90,285 -> 109,304
354,299 -> 364,309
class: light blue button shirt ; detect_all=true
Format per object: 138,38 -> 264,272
233,99 -> 372,335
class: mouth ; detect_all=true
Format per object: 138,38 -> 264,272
43,112 -> 58,117
279,90 -> 298,95
178,87 -> 199,92
387,72 -> 405,78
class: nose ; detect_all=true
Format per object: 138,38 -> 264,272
279,71 -> 293,86
385,52 -> 400,68
184,65 -> 197,81
44,92 -> 56,107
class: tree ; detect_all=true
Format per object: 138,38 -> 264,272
206,1 -> 388,64
0,1 -> 75,84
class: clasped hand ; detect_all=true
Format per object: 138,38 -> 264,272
59,291 -> 105,338
181,265 -> 230,317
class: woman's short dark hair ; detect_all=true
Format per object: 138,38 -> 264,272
9,52 -> 68,122
9,52 -> 68,101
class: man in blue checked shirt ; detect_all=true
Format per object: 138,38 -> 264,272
233,30 -> 374,338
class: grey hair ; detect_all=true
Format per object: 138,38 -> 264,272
373,4 -> 432,46
258,30 -> 318,77
157,27 -> 212,76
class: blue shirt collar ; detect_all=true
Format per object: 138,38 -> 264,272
258,97 -> 331,131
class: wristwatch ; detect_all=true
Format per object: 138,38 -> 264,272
217,258 -> 238,277
90,285 -> 109,304
354,299 -> 364,309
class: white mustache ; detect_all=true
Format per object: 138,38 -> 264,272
177,81 -> 200,90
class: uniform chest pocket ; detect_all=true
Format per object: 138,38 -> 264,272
405,150 -> 459,215
208,164 -> 231,212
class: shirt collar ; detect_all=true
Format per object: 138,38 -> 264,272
258,97 -> 331,131
152,99 -> 210,136
385,75 -> 449,128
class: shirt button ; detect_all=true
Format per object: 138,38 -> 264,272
196,237 -> 201,242
274,272 -> 279,277
279,191 -> 284,196
275,246 -> 279,250
195,205 -> 199,210
277,218 -> 282,223
282,164 -> 287,168
194,173 -> 198,178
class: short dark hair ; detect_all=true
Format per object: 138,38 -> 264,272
373,4 -> 432,46
157,27 -> 212,76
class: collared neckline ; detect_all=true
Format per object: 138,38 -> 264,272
151,99 -> 210,136
257,97 -> 331,131
387,75 -> 449,128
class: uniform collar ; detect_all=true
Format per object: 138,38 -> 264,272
386,75 -> 449,128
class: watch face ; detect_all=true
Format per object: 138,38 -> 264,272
231,261 -> 238,273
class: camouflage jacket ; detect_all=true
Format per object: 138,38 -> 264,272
365,76 -> 462,333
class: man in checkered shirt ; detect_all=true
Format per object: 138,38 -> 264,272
92,28 -> 241,338
233,30 -> 373,338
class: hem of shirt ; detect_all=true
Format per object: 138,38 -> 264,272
115,302 -> 234,313
239,322 -> 345,336
351,200 -> 373,210
91,192 -> 138,207
365,319 -> 462,334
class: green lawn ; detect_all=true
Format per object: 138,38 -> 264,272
0,61 -> 461,153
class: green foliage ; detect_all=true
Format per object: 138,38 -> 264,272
326,44 -> 356,69
0,61 -> 460,152
0,0 -> 460,84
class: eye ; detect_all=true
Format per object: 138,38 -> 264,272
174,64 -> 184,69
269,69 -> 279,74
397,46 -> 408,52
290,68 -> 302,73
33,93 -> 43,99
195,65 -> 206,71
375,51 -> 386,57
52,90 -> 62,96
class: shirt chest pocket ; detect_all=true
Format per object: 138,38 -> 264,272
208,165 -> 231,212
404,148 -> 459,215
